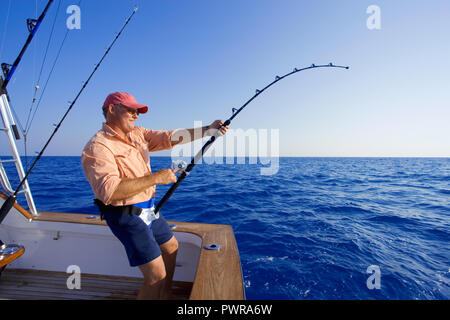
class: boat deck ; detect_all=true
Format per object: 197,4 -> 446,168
0,191 -> 245,300
0,269 -> 191,300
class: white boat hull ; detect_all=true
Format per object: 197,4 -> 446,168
0,203 -> 201,282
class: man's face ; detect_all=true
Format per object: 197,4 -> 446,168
110,104 -> 140,134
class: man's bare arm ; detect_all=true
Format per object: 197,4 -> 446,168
171,120 -> 229,147
171,127 -> 207,147
110,169 -> 176,202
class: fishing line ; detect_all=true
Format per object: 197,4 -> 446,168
26,15 -> 70,134
23,0 -> 62,171
24,0 -> 83,172
0,6 -> 139,223
154,63 -> 349,214
23,25 -> 70,172
26,0 -> 62,131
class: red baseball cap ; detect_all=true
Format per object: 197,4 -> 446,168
102,92 -> 148,114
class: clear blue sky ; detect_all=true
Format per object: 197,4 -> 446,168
0,0 -> 449,157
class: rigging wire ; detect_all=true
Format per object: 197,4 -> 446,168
23,0 -> 82,171
25,17 -> 69,134
25,0 -> 62,131
23,0 -> 79,170
25,0 -> 82,135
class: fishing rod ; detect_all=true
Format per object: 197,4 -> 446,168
0,6 -> 139,224
1,0 -> 54,91
155,63 -> 349,214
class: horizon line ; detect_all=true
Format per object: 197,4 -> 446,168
1,155 -> 449,159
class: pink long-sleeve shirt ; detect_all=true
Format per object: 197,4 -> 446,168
81,123 -> 174,206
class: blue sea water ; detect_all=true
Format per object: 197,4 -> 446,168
1,156 -> 449,300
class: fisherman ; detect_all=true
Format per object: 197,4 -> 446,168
81,92 -> 228,299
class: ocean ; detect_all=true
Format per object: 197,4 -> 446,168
1,156 -> 449,299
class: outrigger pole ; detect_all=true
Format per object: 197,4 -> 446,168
0,6 -> 139,224
154,63 -> 349,215
1,0 -> 54,91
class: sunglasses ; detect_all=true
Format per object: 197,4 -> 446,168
116,104 -> 140,116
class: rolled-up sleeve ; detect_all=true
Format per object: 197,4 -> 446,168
81,143 -> 121,205
142,128 -> 174,152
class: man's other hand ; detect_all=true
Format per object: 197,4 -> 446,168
154,169 -> 177,185
208,120 -> 229,136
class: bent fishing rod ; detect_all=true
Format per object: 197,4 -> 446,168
1,0 -> 54,91
155,63 -> 349,214
0,7 -> 139,224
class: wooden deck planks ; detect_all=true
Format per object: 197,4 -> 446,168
0,269 -> 191,300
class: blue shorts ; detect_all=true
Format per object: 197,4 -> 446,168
103,210 -> 174,267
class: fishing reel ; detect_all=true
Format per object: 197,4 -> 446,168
171,160 -> 187,173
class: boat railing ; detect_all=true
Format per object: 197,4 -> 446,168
0,87 -> 38,216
